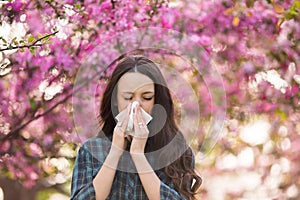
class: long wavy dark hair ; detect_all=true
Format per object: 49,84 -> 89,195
98,55 -> 202,199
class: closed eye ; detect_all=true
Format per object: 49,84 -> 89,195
143,97 -> 153,101
122,96 -> 154,101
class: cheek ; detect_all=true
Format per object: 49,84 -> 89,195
142,100 -> 154,114
117,97 -> 128,112
118,101 -> 128,112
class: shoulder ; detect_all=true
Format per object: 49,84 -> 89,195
82,136 -> 111,147
78,136 -> 112,162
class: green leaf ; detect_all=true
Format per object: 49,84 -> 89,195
275,108 -> 287,120
284,0 -> 300,20
75,3 -> 81,9
12,37 -> 19,45
284,12 -> 294,19
19,40 -> 25,45
1,37 -> 7,44
30,46 -> 36,56
29,98 -> 37,110
46,40 -> 54,44
42,35 -> 51,42
19,48 -> 25,53
296,1 -> 300,8
285,11 -> 298,20
28,35 -> 35,43
11,37 -> 17,43
291,0 -> 300,9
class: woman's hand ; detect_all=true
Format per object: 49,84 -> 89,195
130,104 -> 150,154
110,103 -> 131,157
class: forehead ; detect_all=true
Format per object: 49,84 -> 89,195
117,72 -> 154,92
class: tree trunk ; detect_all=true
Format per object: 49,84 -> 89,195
0,177 -> 37,200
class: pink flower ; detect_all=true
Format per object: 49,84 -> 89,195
43,135 -> 53,146
256,102 -> 278,112
285,85 -> 299,98
0,141 -> 11,152
29,143 -> 43,157
26,10 -> 45,35
198,35 -> 212,46
161,15 -> 173,29
6,0 -> 23,11
99,1 -> 112,10
64,0 -> 74,4
243,61 -> 256,74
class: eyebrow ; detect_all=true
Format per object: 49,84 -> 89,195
122,91 -> 154,95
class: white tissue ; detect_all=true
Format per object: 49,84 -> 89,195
115,101 -> 152,136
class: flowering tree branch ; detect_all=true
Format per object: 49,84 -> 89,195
0,69 -> 108,141
0,31 -> 58,52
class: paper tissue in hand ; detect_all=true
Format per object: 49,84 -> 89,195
115,101 -> 152,136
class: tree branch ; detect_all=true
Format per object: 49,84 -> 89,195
0,67 -> 108,141
0,31 -> 58,52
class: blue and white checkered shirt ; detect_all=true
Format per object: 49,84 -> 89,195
71,136 -> 193,200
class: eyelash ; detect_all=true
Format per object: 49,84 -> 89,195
124,97 -> 153,101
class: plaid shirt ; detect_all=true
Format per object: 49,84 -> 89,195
71,136 -> 193,200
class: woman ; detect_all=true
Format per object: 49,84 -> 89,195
71,55 -> 202,200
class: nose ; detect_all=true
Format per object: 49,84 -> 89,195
131,98 -> 143,107
132,99 -> 141,105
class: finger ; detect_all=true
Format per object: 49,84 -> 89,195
136,107 -> 145,126
137,105 -> 145,123
114,123 -> 125,133
134,106 -> 149,138
133,105 -> 139,127
135,106 -> 145,128
122,117 -> 129,130
133,107 -> 142,138
116,121 -> 123,127
115,116 -> 129,134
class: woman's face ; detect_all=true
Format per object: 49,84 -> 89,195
117,72 -> 155,114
